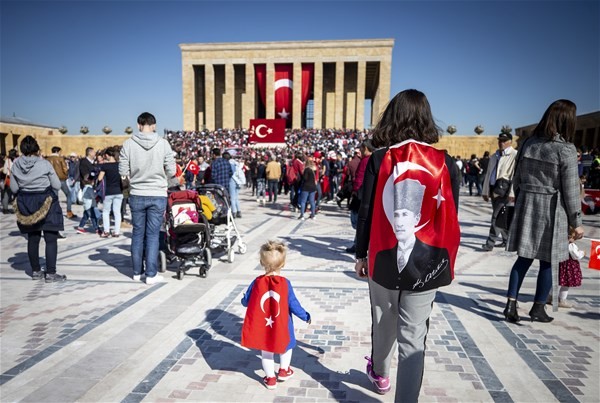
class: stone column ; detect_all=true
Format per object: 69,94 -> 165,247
373,57 -> 392,126
182,63 -> 195,131
292,62 -> 302,129
223,63 -> 235,129
335,61 -> 345,128
356,61 -> 366,130
266,62 -> 274,119
313,61 -> 323,129
243,63 -> 255,126
205,64 -> 215,130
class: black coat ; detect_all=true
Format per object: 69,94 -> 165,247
372,238 -> 451,291
16,187 -> 64,233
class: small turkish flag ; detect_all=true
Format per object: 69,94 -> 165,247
241,275 -> 290,354
248,119 -> 286,143
187,161 -> 200,176
589,240 -> 600,270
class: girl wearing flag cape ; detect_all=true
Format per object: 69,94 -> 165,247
241,240 -> 311,390
355,89 -> 460,401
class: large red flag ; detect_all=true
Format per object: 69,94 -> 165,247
241,275 -> 290,354
274,64 -> 293,126
590,240 -> 600,270
248,119 -> 286,143
368,140 -> 460,291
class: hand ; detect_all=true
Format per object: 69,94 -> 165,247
482,195 -> 489,202
355,260 -> 368,278
573,226 -> 584,240
307,318 -> 311,325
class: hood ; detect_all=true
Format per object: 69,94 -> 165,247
13,155 -> 41,175
132,132 -> 161,150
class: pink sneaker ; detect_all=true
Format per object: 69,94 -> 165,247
263,376 -> 277,390
365,356 -> 391,394
277,367 -> 294,381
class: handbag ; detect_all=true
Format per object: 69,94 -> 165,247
496,205 -> 514,231
493,178 -> 511,198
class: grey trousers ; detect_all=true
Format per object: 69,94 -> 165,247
368,278 -> 436,403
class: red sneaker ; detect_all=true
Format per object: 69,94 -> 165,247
263,376 -> 277,390
365,356 -> 391,394
277,367 -> 294,381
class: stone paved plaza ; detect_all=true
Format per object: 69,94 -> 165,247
1,186 -> 599,402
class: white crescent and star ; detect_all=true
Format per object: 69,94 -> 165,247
277,108 -> 290,119
595,245 -> 600,257
274,78 -> 292,120
254,124 -> 273,138
260,290 -> 281,327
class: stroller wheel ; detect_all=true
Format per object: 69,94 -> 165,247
238,242 -> 247,254
204,248 -> 212,268
177,270 -> 184,280
159,251 -> 167,273
227,248 -> 235,263
199,266 -> 208,278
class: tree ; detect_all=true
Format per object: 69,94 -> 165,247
102,126 -> 112,135
58,126 -> 68,134
80,126 -> 89,135
446,125 -> 457,135
500,125 -> 512,135
474,125 -> 484,135
125,126 -> 133,134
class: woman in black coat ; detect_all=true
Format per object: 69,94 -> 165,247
10,136 -> 66,282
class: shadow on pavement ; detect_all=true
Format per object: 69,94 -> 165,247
282,236 -> 354,263
7,252 -> 37,275
187,309 -> 375,400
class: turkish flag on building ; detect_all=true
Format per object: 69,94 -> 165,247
274,64 -> 293,126
589,240 -> 600,270
248,119 -> 286,143
241,275 -> 290,354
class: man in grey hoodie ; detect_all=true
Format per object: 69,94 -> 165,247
119,112 -> 176,284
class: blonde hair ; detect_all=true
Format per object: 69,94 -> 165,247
260,240 -> 287,273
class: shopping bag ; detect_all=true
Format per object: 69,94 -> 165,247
589,240 -> 600,270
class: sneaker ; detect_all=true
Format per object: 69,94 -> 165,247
145,275 -> 164,284
133,274 -> 142,281
236,212 -> 242,218
76,227 -> 87,234
298,215 -> 305,221
100,232 -> 110,238
45,273 -> 67,283
365,356 -> 391,395
481,244 -> 494,252
277,367 -> 294,381
263,376 -> 277,390
31,271 -> 44,280
111,232 -> 121,238
66,211 -> 78,219
558,299 -> 574,308
57,232 -> 67,240
309,215 -> 315,220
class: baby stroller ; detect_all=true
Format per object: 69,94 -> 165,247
195,184 -> 247,263
165,189 -> 212,279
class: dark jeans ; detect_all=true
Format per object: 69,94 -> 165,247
467,174 -> 481,196
28,231 -> 59,274
129,195 -> 167,278
507,257 -> 552,303
267,180 -> 278,202
79,207 -> 99,230
485,195 -> 508,247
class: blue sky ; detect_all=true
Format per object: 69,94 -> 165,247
1,0 -> 598,136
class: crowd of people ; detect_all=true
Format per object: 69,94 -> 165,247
2,94 -> 596,398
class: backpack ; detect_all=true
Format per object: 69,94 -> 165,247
285,162 -> 297,184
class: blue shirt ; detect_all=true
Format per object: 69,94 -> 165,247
211,157 -> 232,188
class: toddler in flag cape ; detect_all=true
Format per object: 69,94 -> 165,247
241,240 -> 311,390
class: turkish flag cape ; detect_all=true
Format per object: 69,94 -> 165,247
241,275 -> 290,354
249,119 -> 286,143
368,140 -> 460,281
589,240 -> 600,270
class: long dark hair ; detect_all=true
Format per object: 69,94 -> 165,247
533,99 -> 577,142
371,89 -> 441,148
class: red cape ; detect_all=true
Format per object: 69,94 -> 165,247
241,275 -> 290,353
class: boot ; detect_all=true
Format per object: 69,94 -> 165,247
503,299 -> 520,323
529,302 -> 554,323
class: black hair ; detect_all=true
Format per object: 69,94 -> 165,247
51,146 -> 61,153
212,148 -> 221,156
19,136 -> 40,156
104,146 -> 119,160
533,99 -> 577,142
85,147 -> 94,156
222,152 -> 231,160
137,112 -> 156,127
360,139 -> 375,153
372,89 -> 441,148
8,149 -> 18,160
